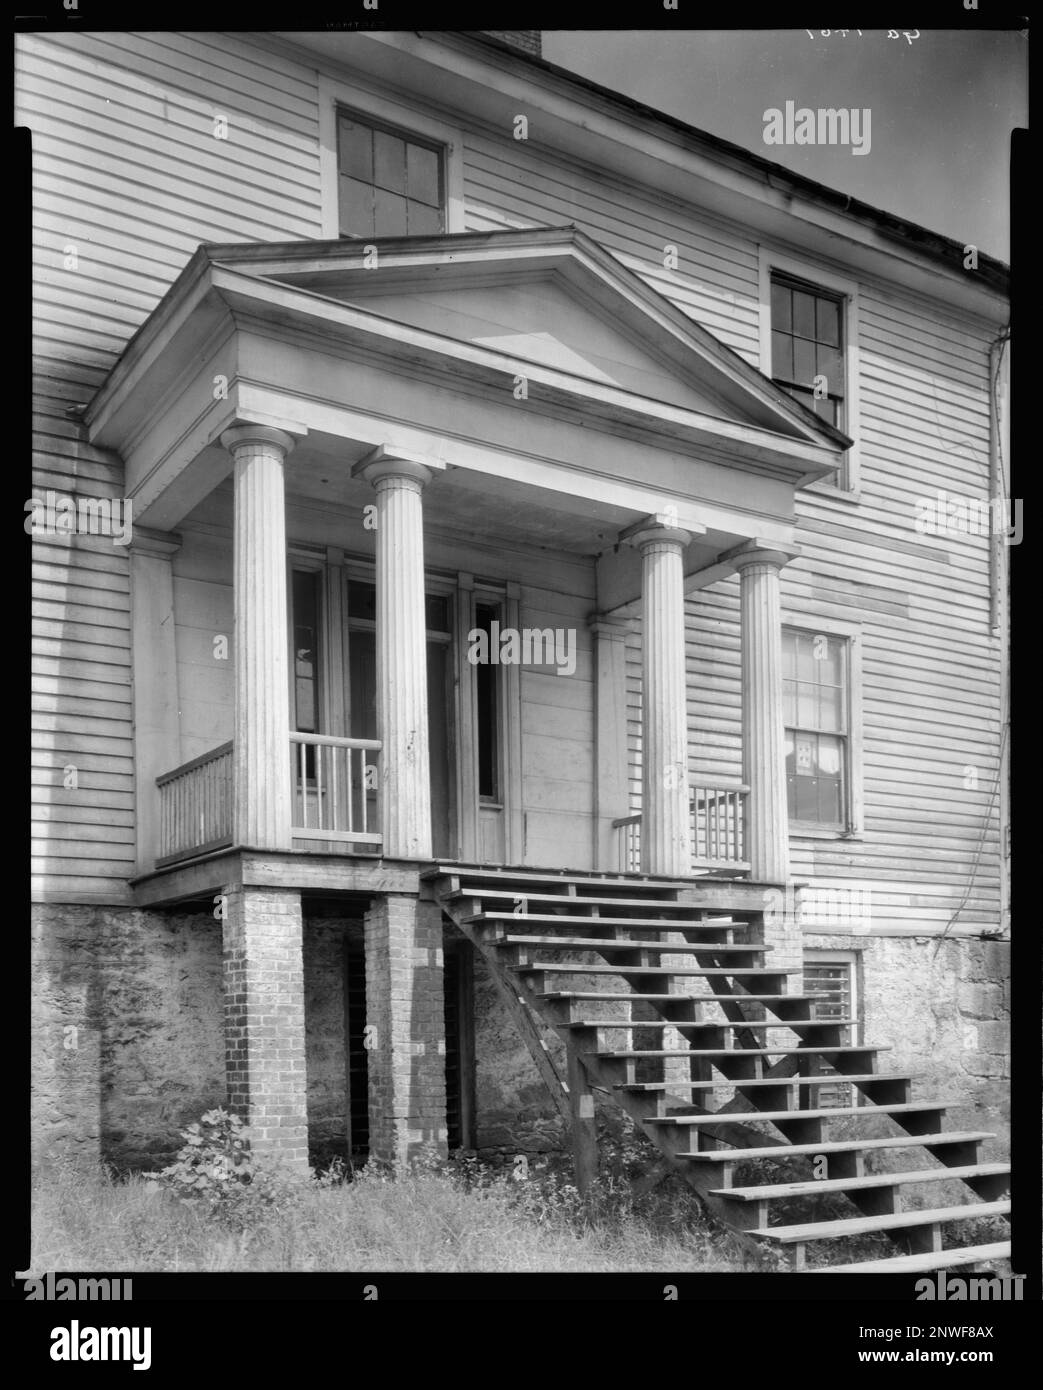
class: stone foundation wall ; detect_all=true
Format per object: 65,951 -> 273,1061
805,931 -> 1010,1158
31,904 -> 365,1171
31,904 -> 224,1171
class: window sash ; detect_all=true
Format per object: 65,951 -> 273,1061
770,273 -> 846,429
784,629 -> 850,827
336,108 -> 446,239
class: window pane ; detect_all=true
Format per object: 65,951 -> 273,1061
794,776 -> 819,821
817,773 -> 843,825
407,198 -> 442,235
425,594 -> 450,631
795,733 -> 815,774
816,296 -> 841,347
782,630 -> 797,677
782,681 -> 796,727
339,175 -> 375,238
338,118 -> 374,183
793,336 -> 816,385
292,571 -> 319,734
348,580 -> 376,621
816,638 -> 842,685
795,633 -> 816,681
797,682 -> 817,728
771,331 -> 792,381
816,734 -> 842,776
792,290 -> 816,338
406,141 -> 440,206
816,344 -> 844,395
374,186 -> 408,236
373,129 -> 407,194
771,281 -> 792,333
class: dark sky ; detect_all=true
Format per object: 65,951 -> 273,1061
543,29 -> 1027,261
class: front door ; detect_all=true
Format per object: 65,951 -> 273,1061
346,579 -> 454,858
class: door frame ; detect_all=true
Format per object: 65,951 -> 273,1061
454,573 -> 524,865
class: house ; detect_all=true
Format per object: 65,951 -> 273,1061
25,29 -> 1011,1272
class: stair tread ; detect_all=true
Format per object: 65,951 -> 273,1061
563,1018 -> 857,1029
539,992 -> 828,1003
474,913 -> 750,930
753,1199 -> 1010,1244
820,1242 -> 1011,1274
499,935 -> 767,952
518,965 -> 791,976
429,864 -> 697,889
682,1131 -> 994,1162
448,890 -> 737,911
618,1074 -> 913,1092
598,1045 -> 888,1058
713,1163 -> 1011,1201
649,1101 -> 946,1124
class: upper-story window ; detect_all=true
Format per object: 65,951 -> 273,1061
770,273 -> 846,430
336,108 -> 446,239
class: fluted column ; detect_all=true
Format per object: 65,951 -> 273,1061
731,545 -> 793,885
627,519 -> 692,877
222,425 -> 296,850
353,447 -> 442,859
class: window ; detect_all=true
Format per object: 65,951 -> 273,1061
291,568 -> 321,734
783,629 -> 849,829
336,109 -> 445,239
803,954 -> 860,1108
474,602 -> 502,802
770,273 -> 845,429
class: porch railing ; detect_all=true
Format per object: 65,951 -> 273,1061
154,734 -> 383,867
290,732 -> 382,849
612,782 -> 750,875
156,741 -> 233,867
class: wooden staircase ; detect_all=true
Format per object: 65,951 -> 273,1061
428,864 -> 1011,1273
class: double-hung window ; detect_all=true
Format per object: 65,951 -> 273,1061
783,628 -> 850,830
336,108 -> 446,239
770,273 -> 846,429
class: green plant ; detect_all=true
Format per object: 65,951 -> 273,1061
154,1109 -> 305,1229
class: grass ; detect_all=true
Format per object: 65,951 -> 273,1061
28,1155 -> 749,1274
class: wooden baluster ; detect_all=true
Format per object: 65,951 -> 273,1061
316,740 -> 324,830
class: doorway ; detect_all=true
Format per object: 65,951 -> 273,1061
345,579 -> 454,859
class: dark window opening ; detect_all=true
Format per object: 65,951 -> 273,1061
474,602 -> 501,802
344,940 -> 369,1159
443,940 -> 476,1150
292,569 -> 321,779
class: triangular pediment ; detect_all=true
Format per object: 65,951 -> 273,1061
211,227 -> 850,449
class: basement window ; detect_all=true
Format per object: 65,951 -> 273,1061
803,952 -> 861,1108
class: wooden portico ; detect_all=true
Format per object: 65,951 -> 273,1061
87,225 -> 849,1167
91,226 -> 848,887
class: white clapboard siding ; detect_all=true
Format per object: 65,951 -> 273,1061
462,131 -> 762,359
23,30 -> 321,901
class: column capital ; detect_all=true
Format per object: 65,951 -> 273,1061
619,512 -> 693,552
128,526 -> 182,560
220,424 -> 298,456
588,611 -> 638,639
724,539 -> 801,574
353,445 -> 447,489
